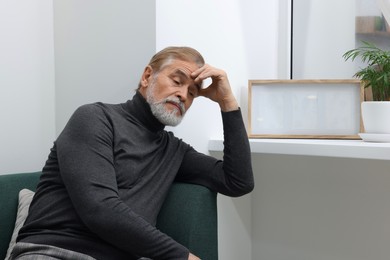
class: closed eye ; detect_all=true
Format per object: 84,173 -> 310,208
172,77 -> 181,86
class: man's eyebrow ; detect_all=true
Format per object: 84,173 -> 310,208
172,69 -> 190,79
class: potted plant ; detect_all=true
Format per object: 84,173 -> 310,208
343,41 -> 390,138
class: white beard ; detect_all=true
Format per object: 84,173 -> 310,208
146,82 -> 186,126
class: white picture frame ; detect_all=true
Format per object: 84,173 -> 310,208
248,79 -> 364,139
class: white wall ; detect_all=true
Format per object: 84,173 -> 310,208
0,0 -> 155,172
0,0 -> 55,174
53,0 -> 156,134
157,1 -> 281,259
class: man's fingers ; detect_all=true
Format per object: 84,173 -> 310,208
192,64 -> 223,83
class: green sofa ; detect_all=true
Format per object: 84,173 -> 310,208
0,172 -> 218,260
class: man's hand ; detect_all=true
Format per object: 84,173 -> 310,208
191,64 -> 239,112
188,252 -> 201,260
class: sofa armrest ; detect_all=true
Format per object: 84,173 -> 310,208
157,182 -> 218,260
0,172 -> 41,260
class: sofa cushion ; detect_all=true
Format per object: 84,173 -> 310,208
4,189 -> 34,260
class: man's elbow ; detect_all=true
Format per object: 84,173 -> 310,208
230,181 -> 255,197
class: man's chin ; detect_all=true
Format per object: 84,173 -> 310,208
157,113 -> 184,126
168,115 -> 184,126
163,120 -> 182,127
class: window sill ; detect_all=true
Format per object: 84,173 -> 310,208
208,139 -> 390,160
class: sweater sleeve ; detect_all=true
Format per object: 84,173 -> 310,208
56,104 -> 189,259
176,109 -> 255,197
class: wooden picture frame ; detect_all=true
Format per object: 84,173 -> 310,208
248,79 -> 364,139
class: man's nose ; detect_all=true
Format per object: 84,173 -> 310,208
176,87 -> 188,102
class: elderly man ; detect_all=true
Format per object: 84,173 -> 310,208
11,46 -> 254,260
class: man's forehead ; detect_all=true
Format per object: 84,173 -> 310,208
158,59 -> 203,89
166,59 -> 199,72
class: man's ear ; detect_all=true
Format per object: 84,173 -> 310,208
140,65 -> 153,89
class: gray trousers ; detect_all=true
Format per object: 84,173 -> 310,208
10,242 -> 96,260
10,242 -> 153,260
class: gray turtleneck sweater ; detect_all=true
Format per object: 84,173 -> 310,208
17,91 -> 254,259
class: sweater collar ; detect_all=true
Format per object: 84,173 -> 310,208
124,91 -> 165,132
